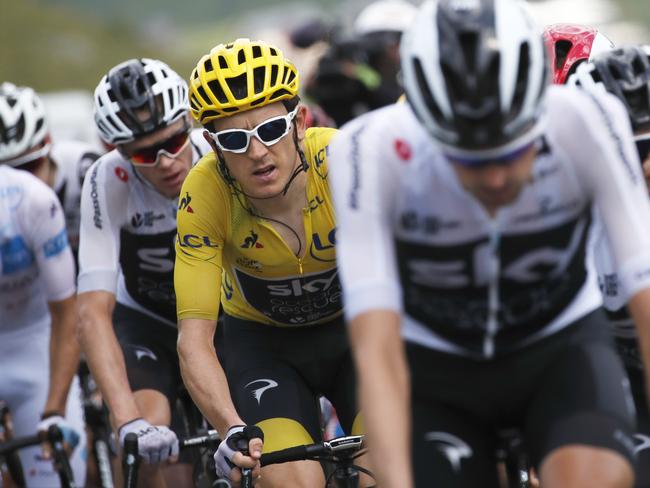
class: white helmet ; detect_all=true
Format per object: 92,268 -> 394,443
354,0 -> 418,36
0,82 -> 50,165
93,58 -> 189,145
401,0 -> 549,158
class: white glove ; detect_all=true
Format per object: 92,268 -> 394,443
214,424 -> 264,480
37,414 -> 80,450
118,418 -> 179,464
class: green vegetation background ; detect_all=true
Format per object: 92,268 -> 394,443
2,0 -> 649,93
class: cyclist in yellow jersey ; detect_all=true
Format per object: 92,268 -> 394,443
174,39 -> 366,487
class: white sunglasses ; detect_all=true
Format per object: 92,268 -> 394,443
209,108 -> 298,154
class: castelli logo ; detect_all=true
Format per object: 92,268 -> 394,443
395,139 -> 412,162
115,167 -> 128,182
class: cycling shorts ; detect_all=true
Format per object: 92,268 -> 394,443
408,309 -> 637,488
113,304 -> 219,459
220,314 -> 362,453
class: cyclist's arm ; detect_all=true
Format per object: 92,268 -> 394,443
348,310 -> 413,488
28,191 -> 79,415
177,318 -> 244,435
45,295 -> 79,415
76,159 -> 139,428
329,116 -> 413,487
78,290 -> 140,427
174,161 -> 238,437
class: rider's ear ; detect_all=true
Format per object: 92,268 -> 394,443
295,105 -> 307,142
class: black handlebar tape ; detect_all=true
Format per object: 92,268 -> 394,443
260,445 -> 313,466
122,432 -> 140,488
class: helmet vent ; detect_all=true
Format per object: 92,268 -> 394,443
34,117 -> 44,134
226,73 -> 248,99
7,98 -> 17,109
207,80 -> 228,104
510,42 -> 530,120
237,49 -> 246,65
412,58 -> 444,123
459,32 -> 478,74
271,65 -> 279,86
204,59 -> 213,73
271,88 -> 292,100
270,47 -> 277,56
554,40 -> 573,70
253,67 -> 265,94
219,56 -> 228,69
285,70 -> 296,84
252,45 -> 262,58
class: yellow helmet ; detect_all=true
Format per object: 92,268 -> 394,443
189,38 -> 300,125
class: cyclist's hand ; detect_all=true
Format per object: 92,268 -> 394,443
214,425 -> 263,482
118,418 -> 179,464
37,414 -> 81,457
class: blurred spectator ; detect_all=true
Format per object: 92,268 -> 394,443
293,0 -> 416,126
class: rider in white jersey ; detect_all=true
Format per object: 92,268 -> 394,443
329,1 -> 650,487
0,166 -> 86,486
0,83 -> 101,255
571,44 -> 650,488
77,58 -> 210,487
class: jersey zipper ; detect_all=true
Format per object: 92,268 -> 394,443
484,220 -> 501,359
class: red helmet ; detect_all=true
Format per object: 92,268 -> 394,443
543,24 -> 614,84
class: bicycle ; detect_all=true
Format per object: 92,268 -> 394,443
0,422 -> 77,488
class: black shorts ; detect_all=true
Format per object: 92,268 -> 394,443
113,304 -> 215,452
220,314 -> 361,453
409,309 -> 637,488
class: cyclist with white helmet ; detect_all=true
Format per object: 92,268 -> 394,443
0,83 -> 101,255
77,58 -> 211,487
329,0 -> 650,486
174,38 -> 366,487
304,0 -> 417,126
0,164 -> 86,486
0,82 -> 89,486
571,45 -> 650,488
543,23 -> 615,85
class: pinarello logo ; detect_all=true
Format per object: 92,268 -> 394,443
395,139 -> 412,162
115,167 -> 129,182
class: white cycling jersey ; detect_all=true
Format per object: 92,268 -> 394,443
0,166 -> 86,486
0,165 -> 75,334
330,85 -> 650,359
50,140 -> 102,252
77,130 -> 211,326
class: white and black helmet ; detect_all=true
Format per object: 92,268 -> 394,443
570,45 -> 650,132
401,0 -> 549,158
0,82 -> 50,164
93,58 -> 189,145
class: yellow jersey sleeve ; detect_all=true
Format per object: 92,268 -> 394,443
174,154 -> 228,321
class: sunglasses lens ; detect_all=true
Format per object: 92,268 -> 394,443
130,148 -> 158,165
218,131 -> 248,151
162,131 -> 189,153
257,119 -> 288,143
130,131 -> 189,165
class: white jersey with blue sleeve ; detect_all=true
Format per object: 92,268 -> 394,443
0,165 -> 75,334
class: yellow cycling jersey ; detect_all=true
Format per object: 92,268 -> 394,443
174,127 -> 341,326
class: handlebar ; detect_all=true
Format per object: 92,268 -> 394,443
260,435 -> 364,467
